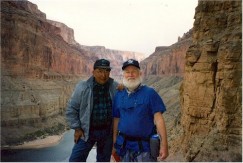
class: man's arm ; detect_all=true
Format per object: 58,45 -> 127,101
66,82 -> 84,143
154,112 -> 169,160
112,117 -> 121,161
113,117 -> 120,145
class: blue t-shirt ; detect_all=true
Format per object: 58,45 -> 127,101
112,85 -> 166,151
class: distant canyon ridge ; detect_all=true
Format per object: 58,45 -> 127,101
1,0 -> 242,162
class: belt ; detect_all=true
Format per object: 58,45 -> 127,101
118,131 -> 149,142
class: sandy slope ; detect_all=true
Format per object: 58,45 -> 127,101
3,135 -> 63,149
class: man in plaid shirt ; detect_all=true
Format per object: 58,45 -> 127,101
66,59 -> 120,162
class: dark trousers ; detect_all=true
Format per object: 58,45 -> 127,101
69,130 -> 113,162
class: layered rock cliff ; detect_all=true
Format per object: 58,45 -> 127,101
140,30 -> 192,77
46,20 -> 146,79
47,20 -> 78,45
1,0 -> 93,145
1,0 -> 144,146
177,1 -> 242,161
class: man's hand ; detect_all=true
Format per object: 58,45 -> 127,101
112,147 -> 121,162
116,83 -> 124,91
157,145 -> 169,161
74,128 -> 84,144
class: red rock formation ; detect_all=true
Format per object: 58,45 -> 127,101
1,1 -> 94,80
47,20 -> 78,45
1,1 -> 94,140
140,30 -> 192,77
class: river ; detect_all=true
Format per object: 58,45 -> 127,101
1,130 -> 96,162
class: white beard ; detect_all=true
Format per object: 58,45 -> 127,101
123,77 -> 142,91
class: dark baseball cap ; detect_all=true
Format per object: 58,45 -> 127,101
94,59 -> 111,70
122,59 -> 140,70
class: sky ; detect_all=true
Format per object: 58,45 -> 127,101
29,0 -> 198,57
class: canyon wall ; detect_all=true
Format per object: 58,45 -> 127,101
1,1 -> 93,145
47,20 -> 145,79
140,30 -> 192,77
1,0 -> 144,145
178,1 -> 242,161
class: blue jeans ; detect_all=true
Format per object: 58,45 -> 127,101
69,130 -> 113,162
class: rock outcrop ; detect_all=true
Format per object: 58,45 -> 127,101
47,20 -> 78,45
178,1 -> 242,161
140,30 -> 192,77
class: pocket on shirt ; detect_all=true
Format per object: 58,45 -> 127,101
121,102 -> 134,111
135,100 -> 150,116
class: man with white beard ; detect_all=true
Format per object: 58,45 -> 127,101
112,59 -> 169,162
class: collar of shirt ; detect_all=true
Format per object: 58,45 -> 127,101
93,78 -> 110,88
126,84 -> 144,95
